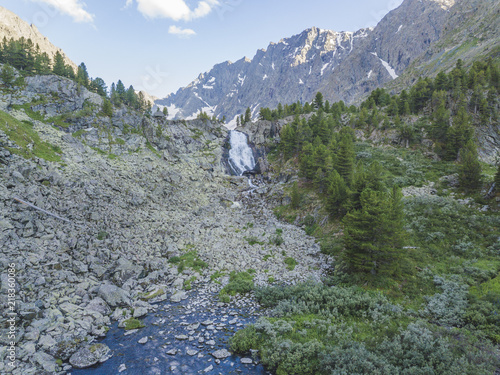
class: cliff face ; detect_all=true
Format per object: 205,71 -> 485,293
0,6 -> 77,70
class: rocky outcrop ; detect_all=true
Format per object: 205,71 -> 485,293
0,6 -> 77,70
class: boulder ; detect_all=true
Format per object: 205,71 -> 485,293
69,343 -> 111,369
97,284 -> 131,307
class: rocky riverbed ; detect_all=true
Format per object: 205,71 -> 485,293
0,99 -> 329,374
71,283 -> 268,375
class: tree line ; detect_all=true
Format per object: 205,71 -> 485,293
278,59 -> 499,278
0,37 -> 152,115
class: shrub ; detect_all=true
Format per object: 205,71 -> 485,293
420,276 -> 469,327
284,257 -> 298,271
123,318 -> 145,330
220,271 -> 255,296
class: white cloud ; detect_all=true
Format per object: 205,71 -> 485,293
168,25 -> 196,38
128,0 -> 219,21
33,0 -> 94,23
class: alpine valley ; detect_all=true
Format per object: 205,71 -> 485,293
0,0 -> 499,375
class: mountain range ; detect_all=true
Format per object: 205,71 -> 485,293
156,0 -> 499,127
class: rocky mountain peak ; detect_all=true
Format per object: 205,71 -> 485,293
156,0 -> 493,127
429,0 -> 456,10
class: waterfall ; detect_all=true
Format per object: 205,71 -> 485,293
228,130 -> 256,176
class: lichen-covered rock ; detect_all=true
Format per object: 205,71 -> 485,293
98,284 -> 131,307
69,343 -> 111,369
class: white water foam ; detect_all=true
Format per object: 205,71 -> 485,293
228,130 -> 256,176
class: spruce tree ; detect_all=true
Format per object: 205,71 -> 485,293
280,123 -> 296,159
290,181 -> 301,209
76,62 -> 89,87
446,106 -> 474,160
0,64 -> 15,87
342,189 -> 404,276
327,170 -> 349,217
52,51 -> 66,76
102,99 -> 113,117
314,92 -> 324,109
458,141 -> 482,192
335,132 -> 355,184
244,107 -> 251,123
300,143 -> 316,180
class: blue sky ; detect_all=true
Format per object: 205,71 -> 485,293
1,0 -> 403,98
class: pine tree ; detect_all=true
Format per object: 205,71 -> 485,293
300,143 -> 316,180
326,170 -> 349,217
244,107 -> 251,123
342,188 -> 404,276
102,99 -> 113,117
52,51 -> 66,76
458,141 -> 482,192
280,123 -> 296,159
446,106 -> 474,161
90,77 -> 107,97
314,92 -> 324,109
0,64 -> 15,87
335,132 -> 355,184
290,181 -> 301,209
162,107 -> 168,116
76,62 -> 89,87
313,168 -> 326,193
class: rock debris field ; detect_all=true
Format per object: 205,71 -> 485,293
0,108 -> 329,374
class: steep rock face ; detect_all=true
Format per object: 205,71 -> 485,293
318,0 -> 454,103
157,27 -> 371,126
0,6 -> 77,70
157,0 -> 461,125
386,0 -> 500,92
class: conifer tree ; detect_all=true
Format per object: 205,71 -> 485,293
314,92 -> 324,109
300,143 -> 316,180
280,123 -> 296,159
290,181 -> 301,209
0,64 -> 15,87
327,170 -> 349,217
446,106 -> 474,160
244,107 -> 251,123
458,141 -> 482,192
76,62 -> 89,87
342,188 -> 404,276
52,51 -> 66,76
102,98 -> 113,117
335,132 -> 355,184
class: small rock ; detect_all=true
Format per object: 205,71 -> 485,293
241,357 -> 253,364
186,349 -> 198,356
118,363 -> 127,373
204,365 -> 214,372
211,349 -> 231,359
175,335 -> 188,340
138,336 -> 148,344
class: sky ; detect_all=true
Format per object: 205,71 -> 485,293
1,0 -> 404,98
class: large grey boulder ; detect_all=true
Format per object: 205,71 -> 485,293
69,343 -> 111,369
85,297 -> 112,316
97,284 -> 131,307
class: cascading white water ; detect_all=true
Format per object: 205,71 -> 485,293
228,130 -> 256,176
